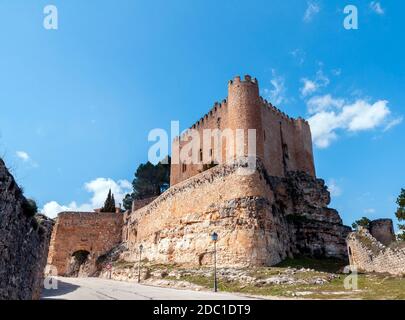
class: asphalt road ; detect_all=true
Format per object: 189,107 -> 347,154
41,277 -> 256,300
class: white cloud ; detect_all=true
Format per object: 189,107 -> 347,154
16,151 -> 30,162
364,208 -> 376,214
307,94 -> 344,113
369,1 -> 384,15
303,1 -> 320,22
327,179 -> 342,197
344,100 -> 390,131
383,116 -> 403,132
300,69 -> 329,96
307,94 -> 393,148
300,79 -> 317,96
41,178 -> 132,218
263,70 -> 288,106
16,150 -> 39,168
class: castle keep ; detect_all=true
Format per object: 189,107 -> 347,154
48,75 -> 351,275
171,75 -> 315,185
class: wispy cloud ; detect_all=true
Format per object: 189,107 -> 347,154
383,116 -> 403,132
16,151 -> 30,162
303,1 -> 320,22
15,150 -> 39,168
290,49 -> 306,66
364,208 -> 376,214
263,69 -> 288,106
300,69 -> 330,97
41,178 -> 132,218
327,179 -> 342,197
331,68 -> 342,76
369,1 -> 385,15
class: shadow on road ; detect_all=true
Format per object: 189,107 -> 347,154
41,279 -> 80,300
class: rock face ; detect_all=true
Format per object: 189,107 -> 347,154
369,219 -> 396,246
122,160 -> 350,267
347,226 -> 405,276
0,159 -> 54,300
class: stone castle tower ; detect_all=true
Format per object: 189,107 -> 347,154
170,75 -> 315,186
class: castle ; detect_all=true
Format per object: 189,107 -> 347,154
170,75 -> 315,185
48,76 -> 351,275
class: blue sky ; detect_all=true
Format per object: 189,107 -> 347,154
0,0 -> 404,227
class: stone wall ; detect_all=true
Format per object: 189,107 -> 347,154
47,211 -> 123,276
123,159 -> 350,267
0,159 -> 54,300
170,75 -> 315,186
347,227 -> 405,276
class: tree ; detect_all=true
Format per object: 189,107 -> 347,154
395,188 -> 405,241
123,157 -> 171,210
100,189 -> 116,212
352,217 -> 371,230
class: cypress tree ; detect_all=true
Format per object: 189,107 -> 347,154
101,189 -> 116,212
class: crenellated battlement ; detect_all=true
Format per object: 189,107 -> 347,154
174,98 -> 228,141
171,75 -> 315,186
175,75 -> 309,142
228,74 -> 258,86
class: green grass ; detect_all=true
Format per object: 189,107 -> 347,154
165,257 -> 404,300
111,257 -> 404,300
274,256 -> 348,273
173,272 -> 405,300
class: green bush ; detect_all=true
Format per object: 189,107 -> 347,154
22,199 -> 38,217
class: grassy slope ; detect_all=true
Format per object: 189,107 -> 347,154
166,257 -> 405,300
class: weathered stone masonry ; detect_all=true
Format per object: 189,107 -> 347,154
47,212 -> 123,276
347,226 -> 405,276
0,159 -> 53,300
123,160 -> 350,267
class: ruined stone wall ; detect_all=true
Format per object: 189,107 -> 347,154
124,160 -> 349,267
47,211 -> 123,276
0,159 -> 54,300
170,75 -> 315,186
347,227 -> 405,276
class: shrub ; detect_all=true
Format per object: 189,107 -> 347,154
22,199 -> 38,217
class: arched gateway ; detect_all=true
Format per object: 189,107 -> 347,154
47,211 -> 123,276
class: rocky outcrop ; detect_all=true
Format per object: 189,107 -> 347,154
267,171 -> 351,259
121,159 -> 350,267
369,219 -> 396,246
0,159 -> 54,300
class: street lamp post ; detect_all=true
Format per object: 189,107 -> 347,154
137,244 -> 143,283
211,232 -> 218,292
109,255 -> 112,279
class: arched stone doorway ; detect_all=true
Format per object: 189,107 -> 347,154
67,250 -> 90,277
